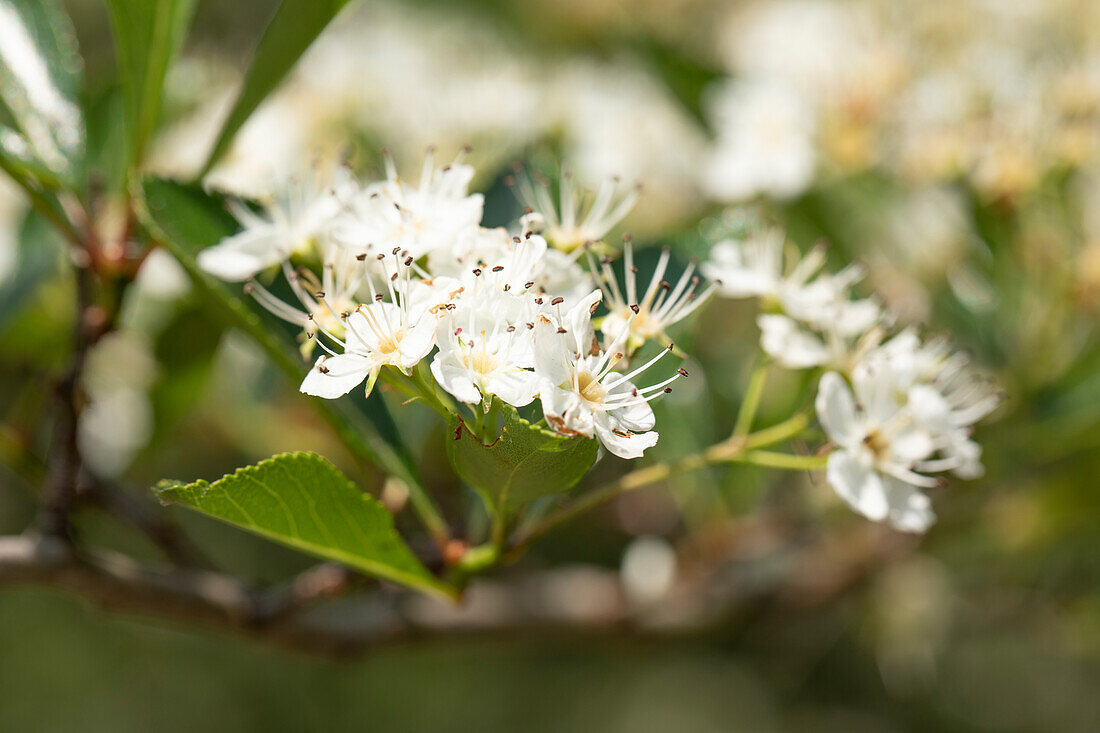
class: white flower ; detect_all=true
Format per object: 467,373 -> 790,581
243,241 -> 383,358
757,296 -> 883,372
592,242 -> 713,354
703,227 -> 830,302
426,226 -> 513,280
431,290 -> 539,408
299,257 -> 441,399
701,78 -> 816,202
532,291 -> 683,459
706,229 -> 884,371
512,170 -> 639,253
861,330 -> 1000,478
331,149 -> 484,260
816,370 -> 939,533
198,170 -> 348,281
530,247 -> 592,311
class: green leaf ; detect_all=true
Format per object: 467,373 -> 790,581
200,0 -> 350,176
133,176 -> 448,541
105,0 -> 197,172
0,126 -> 63,190
156,452 -> 456,599
447,403 -> 598,513
0,0 -> 84,186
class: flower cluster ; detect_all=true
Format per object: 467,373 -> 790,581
198,151 -> 997,531
706,227 -> 999,531
199,153 -> 696,460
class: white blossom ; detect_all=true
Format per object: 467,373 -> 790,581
331,149 -> 484,260
431,290 -> 539,409
513,170 -> 639,253
592,243 -> 713,354
299,255 -> 442,399
816,370 -> 938,532
701,78 -> 816,202
532,291 -> 683,459
198,170 -> 349,281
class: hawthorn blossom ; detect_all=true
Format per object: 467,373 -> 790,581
592,243 -> 713,354
431,291 -> 539,409
861,330 -> 1000,478
244,244 -> 376,349
331,149 -> 483,260
512,170 -> 639,253
532,291 -> 683,459
703,227 -> 837,305
816,370 -> 938,532
706,229 -> 884,370
198,170 -> 349,281
701,78 -> 816,202
300,256 -> 441,399
757,296 -> 883,371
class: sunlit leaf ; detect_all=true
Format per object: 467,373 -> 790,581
447,403 -> 598,513
156,452 -> 456,599
0,0 -> 84,186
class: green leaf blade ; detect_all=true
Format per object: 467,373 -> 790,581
133,176 -> 443,539
106,0 -> 197,172
200,0 -> 350,175
447,404 -> 598,512
0,0 -> 84,187
156,452 -> 456,600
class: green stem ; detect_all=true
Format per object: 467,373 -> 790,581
733,356 -> 769,438
743,412 -> 811,450
506,411 -> 818,559
729,451 -> 828,471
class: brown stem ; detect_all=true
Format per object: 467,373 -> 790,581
38,266 -> 96,538
0,522 -> 917,658
79,472 -> 216,570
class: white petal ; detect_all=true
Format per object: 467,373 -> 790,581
540,384 -> 595,438
833,298 -> 881,337
430,358 -> 482,405
487,370 -> 540,408
758,314 -> 829,368
816,372 -> 860,446
908,384 -> 951,433
883,477 -> 936,533
826,449 -> 889,521
890,427 -> 936,464
299,355 -> 372,399
594,418 -> 658,459
565,289 -> 602,351
532,316 -> 574,387
605,380 -> 657,432
398,315 -> 438,367
197,228 -> 283,281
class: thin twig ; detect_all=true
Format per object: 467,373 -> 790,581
0,523 -> 917,658
79,472 -> 217,570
